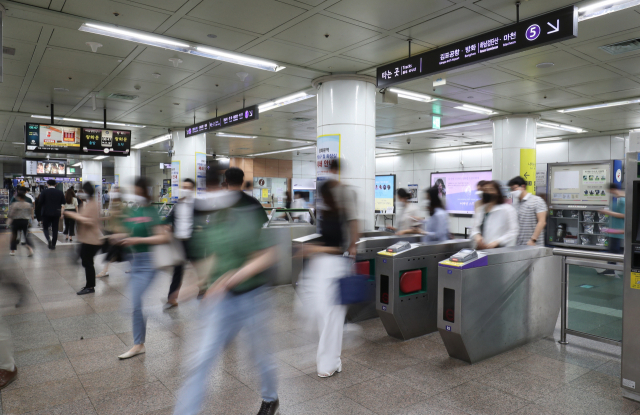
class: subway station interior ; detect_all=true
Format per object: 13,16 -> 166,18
3,0 -> 640,414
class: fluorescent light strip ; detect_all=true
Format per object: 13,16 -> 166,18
579,0 -> 640,20
258,91 -> 314,112
376,121 -> 488,139
132,134 -> 172,149
430,144 -> 491,152
93,156 -> 108,160
72,162 -> 82,167
278,138 -> 315,144
537,137 -> 564,142
216,132 -> 257,139
537,121 -> 586,133
557,98 -> 640,113
79,23 -> 285,72
248,145 -> 315,157
454,104 -> 497,115
31,115 -> 146,128
375,152 -> 400,158
388,88 -> 434,103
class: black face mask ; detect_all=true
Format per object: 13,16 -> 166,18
482,192 -> 494,204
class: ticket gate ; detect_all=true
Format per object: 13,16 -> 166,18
375,240 -> 472,340
437,246 -> 561,364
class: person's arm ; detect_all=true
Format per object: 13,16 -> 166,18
471,208 -> 485,247
120,224 -> 171,246
528,208 -> 547,246
492,206 -> 519,248
599,208 -> 624,219
205,247 -> 277,297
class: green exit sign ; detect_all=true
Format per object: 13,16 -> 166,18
432,116 -> 441,129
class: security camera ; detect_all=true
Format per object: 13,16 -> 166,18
297,151 -> 300,155
406,137 -> 411,144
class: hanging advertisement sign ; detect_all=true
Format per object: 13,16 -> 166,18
195,153 -> 207,196
316,134 -> 340,180
171,161 -> 180,203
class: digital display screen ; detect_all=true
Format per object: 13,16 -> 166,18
24,159 -> 67,177
430,171 -> 492,215
549,163 -> 611,206
25,123 -> 131,157
375,175 -> 396,213
377,6 -> 577,87
185,105 -> 259,137
82,128 -> 131,156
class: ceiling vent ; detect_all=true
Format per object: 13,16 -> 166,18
2,46 -> 16,56
600,38 -> 640,55
108,93 -> 139,100
289,117 -> 313,122
53,87 -> 69,92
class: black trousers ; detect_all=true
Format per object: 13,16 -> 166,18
63,210 -> 76,236
11,219 -> 32,250
80,243 -> 102,288
42,215 -> 60,246
168,239 -> 190,299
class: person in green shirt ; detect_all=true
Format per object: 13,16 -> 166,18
173,167 -> 280,415
113,177 -> 171,360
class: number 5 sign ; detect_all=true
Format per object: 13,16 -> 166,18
526,24 -> 541,41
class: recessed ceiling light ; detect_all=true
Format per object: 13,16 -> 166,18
207,34 -> 217,38
152,73 -> 161,79
536,62 -> 555,68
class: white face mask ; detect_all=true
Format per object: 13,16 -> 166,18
179,189 -> 194,199
511,189 -> 522,200
475,190 -> 483,197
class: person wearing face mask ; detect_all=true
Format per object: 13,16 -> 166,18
471,180 -> 519,249
422,186 -> 450,242
164,178 -> 196,309
393,188 -> 424,235
508,176 -> 547,246
474,180 -> 488,212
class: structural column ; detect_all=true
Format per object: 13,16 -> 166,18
114,149 -> 141,191
491,114 -> 540,193
171,129 -> 206,200
313,75 -> 377,231
82,160 -> 102,201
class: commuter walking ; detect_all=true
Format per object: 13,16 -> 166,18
422,186 -> 450,242
0,233 -> 24,389
393,188 -> 423,235
38,180 -> 66,250
102,190 -> 110,209
474,180 -> 488,212
508,176 -> 548,246
471,180 -> 518,249
599,183 -> 625,276
173,167 -> 280,415
116,177 -> 170,359
164,178 -> 195,309
63,183 -> 103,295
62,188 -> 78,242
97,187 -> 124,279
8,187 -> 34,257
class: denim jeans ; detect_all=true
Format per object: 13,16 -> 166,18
173,287 -> 278,415
130,252 -> 157,345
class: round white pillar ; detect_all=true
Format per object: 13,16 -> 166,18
82,160 -> 102,201
313,75 -> 377,231
114,149 -> 141,192
171,130 -> 207,200
491,114 -> 540,192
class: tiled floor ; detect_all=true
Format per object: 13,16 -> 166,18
0,239 -> 637,415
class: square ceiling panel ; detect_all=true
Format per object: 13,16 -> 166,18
104,77 -> 169,97
399,8 -> 502,47
517,89 -> 583,106
29,68 -> 106,97
497,50 -> 589,77
118,61 -> 194,85
3,17 -> 42,43
569,78 -> 640,96
571,29 -> 640,63
244,84 -> 299,100
608,56 -> 640,76
591,88 -> 640,102
136,48 -> 211,73
1,39 -> 36,63
129,0 -> 189,12
327,0 -> 453,31
183,75 -> 243,95
244,40 -> 328,66
187,0 -> 306,35
163,19 -> 257,50
62,0 -> 171,32
275,14 -> 381,53
475,97 -> 547,112
207,63 -> 279,85
165,86 -> 222,103
474,0 -> 576,20
308,56 -> 372,72
2,59 -> 29,78
535,65 -> 619,87
447,67 -> 520,89
264,74 -> 314,90
342,36 -> 430,64
49,27 -> 138,59
40,48 -> 120,76
477,79 -> 551,97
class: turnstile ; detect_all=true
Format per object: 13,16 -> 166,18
375,240 -> 472,340
437,246 -> 561,363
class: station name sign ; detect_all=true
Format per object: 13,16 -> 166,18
185,105 -> 259,138
377,6 -> 578,88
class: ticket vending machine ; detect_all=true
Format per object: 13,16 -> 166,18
622,152 -> 640,402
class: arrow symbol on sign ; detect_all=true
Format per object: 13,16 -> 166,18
524,172 -> 530,179
547,19 -> 559,34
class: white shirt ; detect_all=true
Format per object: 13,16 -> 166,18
173,197 -> 194,240
471,203 -> 519,247
396,202 -> 422,231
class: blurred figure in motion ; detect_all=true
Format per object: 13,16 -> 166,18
114,177 -> 171,359
291,192 -> 309,223
63,182 -> 103,296
97,187 -> 124,278
0,234 -> 22,388
174,167 -> 280,415
422,186 -> 450,242
393,188 -> 424,235
8,186 -> 34,257
474,180 -> 488,212
164,178 -> 195,309
62,187 -> 78,242
472,180 -> 518,249
39,179 -> 66,250
508,176 -> 547,246
297,159 -> 360,378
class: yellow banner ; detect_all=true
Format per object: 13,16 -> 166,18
631,272 -> 640,290
261,188 -> 269,199
520,148 -> 536,195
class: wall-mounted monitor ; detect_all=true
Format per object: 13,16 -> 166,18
430,170 -> 492,215
375,174 -> 396,213
25,123 -> 131,156
23,158 -> 67,177
548,161 -> 616,206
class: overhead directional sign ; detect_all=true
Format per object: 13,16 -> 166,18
185,105 -> 259,138
377,6 -> 577,88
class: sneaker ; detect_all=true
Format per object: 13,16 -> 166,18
257,399 -> 279,415
47,241 -> 53,250
0,367 -> 17,389
9,251 -> 15,256
96,271 -> 109,278
77,287 -> 95,295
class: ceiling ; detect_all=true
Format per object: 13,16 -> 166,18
1,0 -> 640,166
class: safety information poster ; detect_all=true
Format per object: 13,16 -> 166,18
195,153 -> 207,196
549,163 -> 610,205
631,272 -> 640,290
171,161 -> 180,203
375,175 -> 395,212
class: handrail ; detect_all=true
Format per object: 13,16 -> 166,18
553,248 -> 623,263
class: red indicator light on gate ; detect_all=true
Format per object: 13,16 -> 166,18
451,258 -> 458,262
